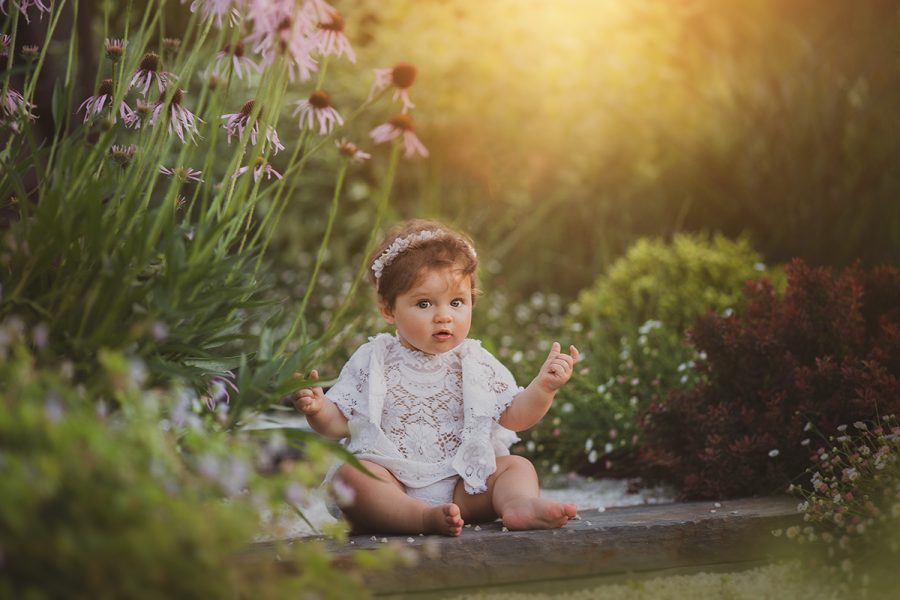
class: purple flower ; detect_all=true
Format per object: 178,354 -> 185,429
335,139 -> 371,163
213,41 -> 261,80
294,89 -> 343,135
313,10 -> 355,63
149,88 -> 202,144
129,52 -> 176,98
3,0 -> 50,24
204,371 -> 239,411
159,165 -> 204,182
369,63 -> 417,113
233,156 -> 282,182
369,113 -> 429,158
76,79 -> 135,123
221,99 -> 284,154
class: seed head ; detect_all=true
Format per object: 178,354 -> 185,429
105,38 -> 127,61
392,63 -> 417,89
240,99 -> 259,119
21,45 -> 39,61
98,79 -> 114,97
136,99 -> 154,118
158,88 -> 185,106
139,52 -> 161,73
318,11 -> 345,33
389,114 -> 415,131
224,41 -> 245,58
109,144 -> 138,168
308,90 -> 332,109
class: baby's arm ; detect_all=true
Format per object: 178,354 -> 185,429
499,342 -> 580,432
292,370 -> 350,439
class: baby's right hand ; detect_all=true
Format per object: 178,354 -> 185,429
292,369 -> 325,416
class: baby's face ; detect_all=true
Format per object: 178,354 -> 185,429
378,266 -> 473,355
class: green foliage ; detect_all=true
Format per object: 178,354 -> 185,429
475,234 -> 781,478
0,336 -> 394,598
524,320 -> 702,477
573,233 -> 781,339
0,1 -> 416,595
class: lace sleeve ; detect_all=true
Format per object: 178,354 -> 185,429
324,342 -> 373,420
473,344 -> 523,420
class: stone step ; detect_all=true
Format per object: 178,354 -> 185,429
247,496 -> 800,596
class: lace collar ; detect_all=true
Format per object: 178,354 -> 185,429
386,332 -> 464,365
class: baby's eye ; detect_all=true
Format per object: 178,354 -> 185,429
416,300 -> 432,309
450,298 -> 465,307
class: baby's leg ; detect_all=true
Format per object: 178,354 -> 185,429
334,461 -> 464,536
454,455 -> 577,530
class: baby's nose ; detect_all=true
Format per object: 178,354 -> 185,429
434,312 -> 452,323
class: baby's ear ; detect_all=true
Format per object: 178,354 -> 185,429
377,301 -> 396,324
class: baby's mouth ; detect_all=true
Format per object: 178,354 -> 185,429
433,330 -> 452,341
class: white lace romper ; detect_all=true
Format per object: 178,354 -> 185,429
325,333 -> 521,510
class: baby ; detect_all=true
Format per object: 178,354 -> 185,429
294,219 -> 579,536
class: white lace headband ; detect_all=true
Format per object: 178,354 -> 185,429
371,229 -> 476,281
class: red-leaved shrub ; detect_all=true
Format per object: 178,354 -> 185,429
638,260 -> 900,499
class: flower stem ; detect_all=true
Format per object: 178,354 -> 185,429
323,141 -> 402,342
277,160 -> 348,353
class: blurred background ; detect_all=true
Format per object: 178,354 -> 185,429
282,0 -> 900,301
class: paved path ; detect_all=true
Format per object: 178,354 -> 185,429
248,496 -> 800,596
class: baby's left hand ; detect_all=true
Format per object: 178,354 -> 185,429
536,342 -> 580,393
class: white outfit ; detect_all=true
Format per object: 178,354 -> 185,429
325,333 -> 521,510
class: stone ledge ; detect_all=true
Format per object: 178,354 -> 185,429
248,496 -> 800,596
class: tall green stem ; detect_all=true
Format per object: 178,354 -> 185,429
277,161 -> 347,353
323,142 -> 401,341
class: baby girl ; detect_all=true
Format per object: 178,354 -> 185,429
294,219 -> 579,536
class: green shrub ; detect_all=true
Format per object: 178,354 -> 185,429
512,234 -> 776,477
523,319 -> 702,477
572,233 -> 782,339
0,335 -> 393,599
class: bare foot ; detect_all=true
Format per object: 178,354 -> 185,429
501,498 -> 577,531
423,503 -> 464,536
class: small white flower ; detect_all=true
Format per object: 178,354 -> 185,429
768,449 -> 780,458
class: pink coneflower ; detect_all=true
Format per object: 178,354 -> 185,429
369,114 -> 428,158
160,165 -> 204,182
129,52 -> 176,98
314,10 -> 355,63
233,155 -> 282,182
335,139 -> 370,163
150,88 -> 202,144
294,90 -> 343,135
370,62 -> 417,113
204,370 -> 239,411
123,99 -> 155,130
221,99 -> 285,154
76,79 -> 136,123
109,144 -> 138,168
184,0 -> 241,30
4,0 -> 50,24
0,34 -> 11,58
213,41 -> 260,80
104,37 -> 127,62
21,44 -> 39,61
1,87 -> 36,132
249,13 -> 318,83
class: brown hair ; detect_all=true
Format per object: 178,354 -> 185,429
369,219 -> 479,308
